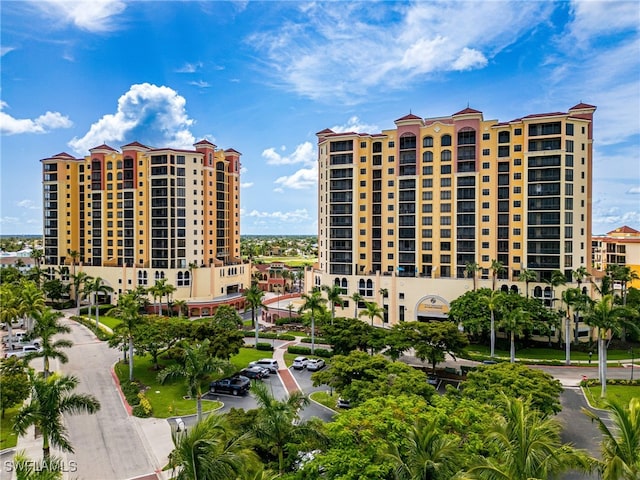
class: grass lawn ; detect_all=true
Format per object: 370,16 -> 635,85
0,406 -> 20,449
230,347 -> 272,369
466,344 -> 632,363
254,256 -> 317,267
114,355 -> 222,418
96,315 -> 122,330
583,384 -> 640,409
309,390 -> 338,411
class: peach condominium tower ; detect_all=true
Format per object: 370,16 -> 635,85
314,103 -> 596,327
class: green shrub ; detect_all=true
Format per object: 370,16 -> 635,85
132,393 -> 153,417
313,348 -> 333,358
70,316 -> 112,341
277,334 -> 296,341
288,345 -> 311,355
121,381 -> 142,406
256,342 -> 274,351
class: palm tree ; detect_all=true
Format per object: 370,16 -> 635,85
251,381 -> 314,474
466,396 -> 593,479
583,294 -> 638,397
482,290 -> 504,359
12,451 -> 64,479
67,249 -> 79,277
518,269 -> 537,298
173,299 -> 188,318
573,266 -> 589,291
359,301 -> 385,355
86,277 -> 113,330
386,418 -> 464,480
545,269 -> 566,309
322,283 -> 344,325
188,261 -> 198,298
244,283 -> 267,350
1,283 -> 20,350
109,292 -> 144,382
13,373 -> 100,461
29,309 -> 73,380
18,279 -> 46,332
30,249 -> 44,288
158,340 -> 235,423
351,292 -> 363,318
561,287 -> 581,365
582,398 -> 640,480
163,282 -> 177,317
498,307 -> 531,363
169,413 -> 258,480
465,261 -> 480,291
298,288 -> 327,354
490,259 -> 505,291
70,271 -> 92,318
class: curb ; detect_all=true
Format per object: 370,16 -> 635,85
111,363 -> 133,416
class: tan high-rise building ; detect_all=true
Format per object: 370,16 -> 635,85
41,140 -> 250,302
315,103 -> 596,325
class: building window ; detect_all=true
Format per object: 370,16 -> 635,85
482,189 -> 490,195
482,149 -> 490,156
423,136 -> 433,147
482,162 -> 490,169
441,134 -> 452,146
482,133 -> 490,140
482,176 -> 490,182
482,215 -> 489,222
514,128 -> 522,135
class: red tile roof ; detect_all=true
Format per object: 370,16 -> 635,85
225,148 -> 242,155
89,143 -> 117,152
607,225 -> 640,235
194,139 -> 215,146
569,102 -> 596,110
453,107 -> 482,116
316,128 -> 335,135
121,141 -> 150,149
52,152 -> 76,159
522,112 -> 565,119
395,113 -> 422,122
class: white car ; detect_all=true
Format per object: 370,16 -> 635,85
248,358 -> 279,374
306,358 -> 325,371
292,356 -> 309,370
1,319 -> 24,330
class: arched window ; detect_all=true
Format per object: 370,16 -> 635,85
441,134 -> 452,146
117,160 -> 122,169
422,136 -> 433,148
366,279 -> 374,296
117,172 -> 122,180
107,172 -> 113,181
534,286 -> 542,298
137,270 -> 148,286
334,277 -> 341,287
501,285 -> 509,293
510,285 -> 519,294
107,161 -> 113,170
177,271 -> 184,286
441,150 -> 452,161
358,279 -> 366,296
422,151 -> 433,163
155,271 -> 165,280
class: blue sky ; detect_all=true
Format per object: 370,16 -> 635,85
1,0 -> 639,236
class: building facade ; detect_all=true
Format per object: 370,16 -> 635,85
315,103 -> 596,325
41,140 -> 250,302
592,225 -> 640,289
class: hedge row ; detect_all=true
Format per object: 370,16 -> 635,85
256,342 -> 274,351
121,380 -> 153,417
287,345 -> 333,358
70,315 -> 112,341
243,332 -> 296,341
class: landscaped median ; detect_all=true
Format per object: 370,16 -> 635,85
112,348 -> 270,418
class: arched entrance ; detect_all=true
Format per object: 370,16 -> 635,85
415,294 -> 450,322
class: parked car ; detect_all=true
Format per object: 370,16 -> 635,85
5,344 -> 42,359
209,376 -> 251,396
336,398 -> 351,409
248,358 -> 279,374
306,358 -> 325,371
1,319 -> 24,330
427,374 -> 439,386
292,356 -> 309,370
240,366 -> 267,380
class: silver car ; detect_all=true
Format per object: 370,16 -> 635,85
306,358 -> 325,371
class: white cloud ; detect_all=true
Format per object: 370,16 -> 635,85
68,83 -> 195,153
627,186 -> 640,194
1,47 -> 15,57
331,116 -> 378,134
0,102 -> 72,135
241,182 -> 254,188
262,141 -> 315,166
568,1 -> 639,45
274,164 -> 318,190
189,80 -> 211,88
32,0 -> 127,33
249,2 -> 551,102
16,200 -> 38,210
176,62 -> 203,73
245,209 -> 312,223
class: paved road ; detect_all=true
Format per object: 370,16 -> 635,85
60,317 -> 159,480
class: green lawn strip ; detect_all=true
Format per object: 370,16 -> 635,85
465,344 -> 631,362
230,347 -> 273,369
114,355 -> 222,418
309,390 -> 338,411
253,256 -> 317,267
0,406 -> 20,450
96,315 -> 122,330
583,385 -> 640,409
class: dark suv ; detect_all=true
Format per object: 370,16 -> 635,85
209,375 -> 251,396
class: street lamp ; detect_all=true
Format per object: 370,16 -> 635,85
630,347 -> 635,382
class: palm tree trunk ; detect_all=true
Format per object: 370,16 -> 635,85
510,331 -> 515,363
599,334 -> 607,398
96,301 -> 101,330
311,313 -> 315,354
253,308 -> 259,349
44,356 -> 50,380
43,434 -> 50,461
196,394 -> 203,423
565,316 -> 571,366
490,311 -> 496,358
128,337 -> 134,382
